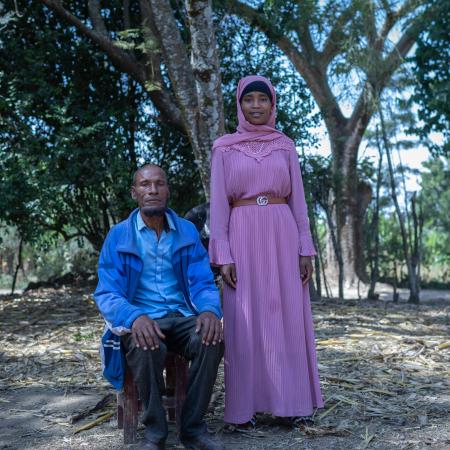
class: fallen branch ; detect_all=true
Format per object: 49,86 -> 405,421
70,393 -> 114,424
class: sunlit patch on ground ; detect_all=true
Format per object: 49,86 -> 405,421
0,286 -> 449,449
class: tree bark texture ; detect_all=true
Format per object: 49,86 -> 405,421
149,0 -> 224,194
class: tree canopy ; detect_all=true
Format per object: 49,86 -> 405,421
412,0 -> 449,155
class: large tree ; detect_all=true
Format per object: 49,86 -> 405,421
221,0 -> 431,287
37,0 -> 224,195
0,2 -> 204,250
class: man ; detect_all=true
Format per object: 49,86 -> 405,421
94,164 -> 225,450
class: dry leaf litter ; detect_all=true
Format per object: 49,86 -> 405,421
0,285 -> 449,450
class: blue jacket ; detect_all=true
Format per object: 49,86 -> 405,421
94,208 -> 222,389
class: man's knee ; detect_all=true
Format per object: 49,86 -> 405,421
127,337 -> 167,364
188,331 -> 224,360
143,339 -> 167,361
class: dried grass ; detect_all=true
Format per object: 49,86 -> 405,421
0,287 -> 449,449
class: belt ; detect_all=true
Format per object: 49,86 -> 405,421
232,195 -> 288,208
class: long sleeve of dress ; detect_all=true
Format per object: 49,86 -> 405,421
209,148 -> 235,265
288,147 -> 317,256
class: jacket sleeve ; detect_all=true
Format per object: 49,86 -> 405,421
188,233 -> 223,319
208,148 -> 234,265
94,229 -> 147,333
288,147 -> 317,256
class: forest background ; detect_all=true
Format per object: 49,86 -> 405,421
0,0 -> 449,302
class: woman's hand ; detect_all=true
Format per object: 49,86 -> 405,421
220,263 -> 237,288
299,256 -> 313,285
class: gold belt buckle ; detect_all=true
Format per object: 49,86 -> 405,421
256,195 -> 269,206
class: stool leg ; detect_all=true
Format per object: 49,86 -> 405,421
117,392 -> 124,429
123,370 -> 139,444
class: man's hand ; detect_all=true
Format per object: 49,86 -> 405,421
131,315 -> 166,351
195,312 -> 223,346
220,263 -> 237,288
299,256 -> 314,286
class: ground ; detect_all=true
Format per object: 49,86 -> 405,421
0,285 -> 449,450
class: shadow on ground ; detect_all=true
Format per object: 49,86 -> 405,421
0,286 -> 449,450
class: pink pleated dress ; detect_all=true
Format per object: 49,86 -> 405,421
209,136 -> 324,424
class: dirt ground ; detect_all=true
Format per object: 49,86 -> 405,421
0,285 -> 449,450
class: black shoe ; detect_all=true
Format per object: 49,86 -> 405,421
136,438 -> 166,450
290,415 -> 314,427
231,415 -> 257,432
180,432 -> 226,450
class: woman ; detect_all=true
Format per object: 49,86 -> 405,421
209,75 -> 323,426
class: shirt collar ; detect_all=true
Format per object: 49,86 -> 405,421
137,210 -> 176,232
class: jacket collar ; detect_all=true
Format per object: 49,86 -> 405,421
116,208 -> 195,256
136,210 -> 176,232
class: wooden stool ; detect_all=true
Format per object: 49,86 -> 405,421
117,352 -> 189,444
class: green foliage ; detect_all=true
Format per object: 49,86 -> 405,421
230,0 -> 419,104
0,224 -> 98,289
0,1 -> 203,251
420,157 -> 450,270
377,212 -> 405,281
1,0 -> 447,291
411,0 -> 449,155
363,154 -> 450,286
0,5 -> 134,248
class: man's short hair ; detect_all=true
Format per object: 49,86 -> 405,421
132,164 -> 168,186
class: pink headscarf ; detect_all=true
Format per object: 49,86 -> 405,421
212,75 -> 285,150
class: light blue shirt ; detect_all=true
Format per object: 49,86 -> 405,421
132,211 -> 193,319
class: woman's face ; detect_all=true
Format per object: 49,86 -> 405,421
240,91 -> 272,125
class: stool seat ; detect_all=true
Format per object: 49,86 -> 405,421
117,352 -> 189,444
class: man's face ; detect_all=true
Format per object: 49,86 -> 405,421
131,166 -> 169,217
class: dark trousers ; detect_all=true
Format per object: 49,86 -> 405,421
122,312 -> 224,445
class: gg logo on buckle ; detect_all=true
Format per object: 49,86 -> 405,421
256,195 -> 269,206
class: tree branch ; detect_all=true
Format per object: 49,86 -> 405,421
40,0 -> 185,131
381,21 -> 419,84
348,15 -> 421,133
363,2 -> 378,48
223,0 -> 347,130
87,0 -> 108,36
294,16 -> 317,61
148,0 -> 197,118
41,0 -> 146,84
378,0 -> 421,51
320,1 -> 357,66
379,0 -> 393,15
138,0 -> 164,88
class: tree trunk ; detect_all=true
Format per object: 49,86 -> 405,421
379,105 -> 420,303
309,210 -> 322,299
11,237 -> 23,295
148,0 -> 224,196
392,259 -> 399,302
368,127 -> 383,299
324,194 -> 344,300
410,192 -> 423,303
326,125 -> 372,292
